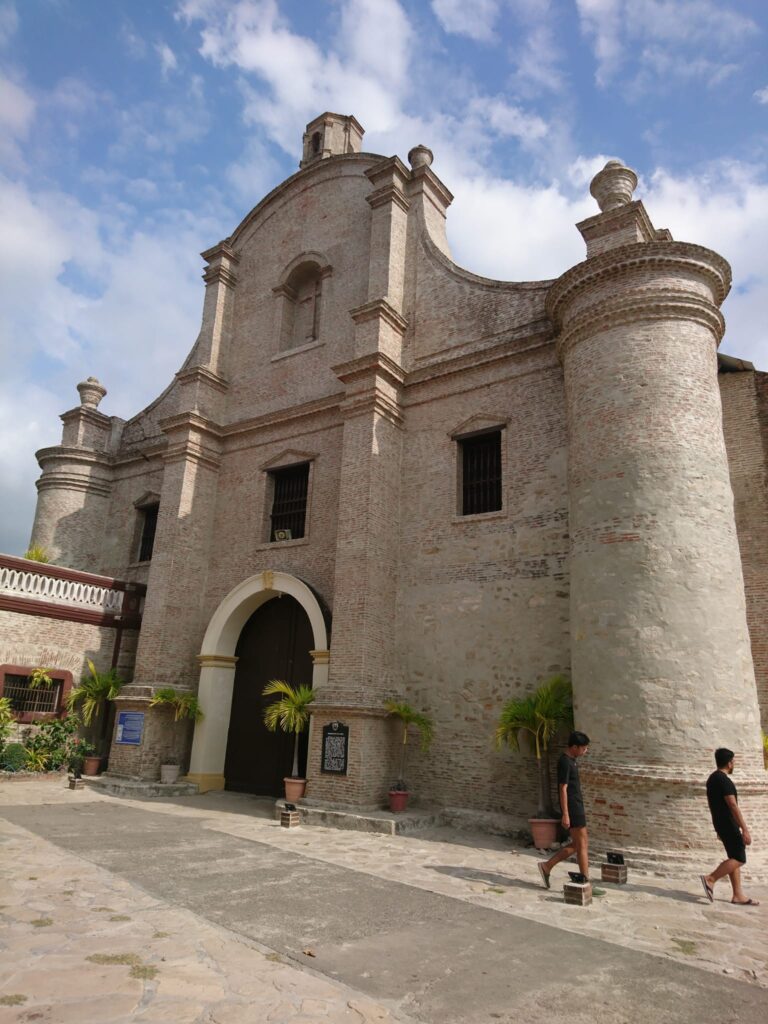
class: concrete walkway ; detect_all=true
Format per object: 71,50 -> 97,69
1,777 -> 766,1023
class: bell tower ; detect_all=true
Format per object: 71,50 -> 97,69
300,112 -> 364,168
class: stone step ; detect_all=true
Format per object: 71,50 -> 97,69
276,799 -> 446,836
84,774 -> 199,799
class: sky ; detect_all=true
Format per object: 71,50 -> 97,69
1,0 -> 767,556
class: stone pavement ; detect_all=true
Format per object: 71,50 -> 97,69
1,777 -> 767,1024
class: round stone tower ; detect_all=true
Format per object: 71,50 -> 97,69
547,162 -> 767,864
30,377 -> 116,570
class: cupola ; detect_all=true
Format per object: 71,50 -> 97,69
300,112 -> 364,168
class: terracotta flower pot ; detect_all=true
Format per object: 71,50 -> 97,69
284,777 -> 307,802
82,756 -> 102,777
529,817 -> 559,850
388,790 -> 410,813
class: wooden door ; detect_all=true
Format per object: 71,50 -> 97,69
224,594 -> 313,795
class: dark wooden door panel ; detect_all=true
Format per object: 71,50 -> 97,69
224,594 -> 314,796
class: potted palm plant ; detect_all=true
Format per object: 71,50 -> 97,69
385,701 -> 434,813
148,688 -> 203,783
262,679 -> 315,801
66,660 -> 124,774
494,674 -> 573,849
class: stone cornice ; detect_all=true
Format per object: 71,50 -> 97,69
175,365 -> 230,393
332,350 -> 406,389
338,389 -> 404,428
157,411 -> 223,439
547,241 -> 732,327
221,393 -> 342,442
348,298 -> 408,335
554,291 -> 726,358
366,185 -> 411,213
59,406 -> 111,428
406,164 -> 454,209
576,199 -> 656,247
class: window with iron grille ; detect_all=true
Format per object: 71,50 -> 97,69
270,464 -> 309,541
460,431 -> 502,515
138,504 -> 159,562
2,673 -> 62,716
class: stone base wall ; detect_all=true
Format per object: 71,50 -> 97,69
306,709 -> 395,809
107,694 -> 193,780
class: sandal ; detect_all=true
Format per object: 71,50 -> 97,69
731,898 -> 760,906
538,862 -> 551,890
700,875 -> 714,903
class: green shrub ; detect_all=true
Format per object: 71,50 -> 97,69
0,696 -> 14,752
1,743 -> 28,772
23,544 -> 50,563
26,716 -> 80,770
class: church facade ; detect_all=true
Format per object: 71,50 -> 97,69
20,113 -> 768,861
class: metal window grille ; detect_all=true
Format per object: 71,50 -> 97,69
270,464 -> 309,541
138,504 -> 159,562
3,674 -> 61,715
461,431 -> 502,515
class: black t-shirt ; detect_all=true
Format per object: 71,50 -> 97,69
557,753 -> 584,814
706,769 -> 738,835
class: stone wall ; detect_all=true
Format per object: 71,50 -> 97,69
720,368 -> 768,730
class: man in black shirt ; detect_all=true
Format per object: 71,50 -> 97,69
700,747 -> 759,906
538,731 -> 591,888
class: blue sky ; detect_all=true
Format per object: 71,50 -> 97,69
1,0 -> 767,555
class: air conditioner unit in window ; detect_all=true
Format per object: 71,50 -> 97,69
274,529 -> 293,542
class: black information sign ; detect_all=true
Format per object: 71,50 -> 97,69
321,721 -> 349,775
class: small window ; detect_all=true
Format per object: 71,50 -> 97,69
459,431 -> 502,515
0,666 -> 72,722
270,464 -> 309,541
138,504 -> 159,562
311,131 -> 321,155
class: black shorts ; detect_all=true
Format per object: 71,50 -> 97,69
568,806 -> 587,829
717,828 -> 746,864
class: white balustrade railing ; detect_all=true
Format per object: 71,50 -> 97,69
0,565 -> 125,614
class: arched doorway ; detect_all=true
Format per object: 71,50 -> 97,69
224,594 -> 313,795
187,570 -> 330,794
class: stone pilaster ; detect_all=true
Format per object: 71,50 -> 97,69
129,413 -> 223,715
548,162 -> 768,863
306,163 -> 410,806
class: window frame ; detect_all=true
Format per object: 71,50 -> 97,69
0,664 -> 73,723
454,425 -> 506,519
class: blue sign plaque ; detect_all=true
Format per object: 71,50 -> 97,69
116,711 -> 144,746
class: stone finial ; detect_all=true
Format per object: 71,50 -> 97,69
408,145 -> 433,170
77,376 -> 107,409
590,160 -> 638,212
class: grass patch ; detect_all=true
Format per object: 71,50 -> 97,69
109,915 -> 131,922
93,906 -> 114,913
30,917 -> 53,927
0,995 -> 27,1006
265,952 -> 283,962
484,886 -> 506,894
130,964 -> 159,980
62,889 -> 75,896
671,938 -> 698,956
86,953 -> 141,966
152,931 -> 170,939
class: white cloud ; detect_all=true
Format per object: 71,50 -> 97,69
575,0 -> 757,87
0,0 -> 18,50
755,86 -> 768,105
0,74 -> 36,169
431,0 -> 500,43
0,173 -> 225,553
156,42 -> 179,76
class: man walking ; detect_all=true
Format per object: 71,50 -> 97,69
700,748 -> 759,906
538,731 -> 591,888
